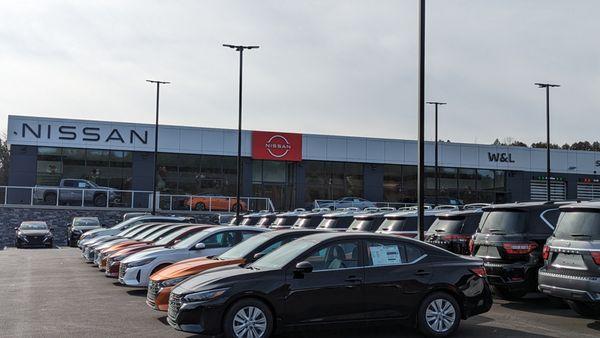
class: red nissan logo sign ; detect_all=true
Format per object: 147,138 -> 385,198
252,131 -> 302,161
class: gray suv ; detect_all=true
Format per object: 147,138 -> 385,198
539,202 -> 600,317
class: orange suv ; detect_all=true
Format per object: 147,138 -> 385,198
146,229 -> 318,311
183,194 -> 247,212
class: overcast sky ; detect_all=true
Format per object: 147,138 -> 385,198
1,0 -> 599,145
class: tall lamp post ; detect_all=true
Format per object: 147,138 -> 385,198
223,44 -> 259,224
426,101 -> 446,206
417,0 -> 426,241
535,83 -> 560,202
146,79 -> 170,215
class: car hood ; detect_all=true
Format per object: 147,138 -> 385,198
111,245 -> 162,258
151,257 -> 245,281
173,266 -> 259,294
19,229 -> 51,236
82,228 -> 112,237
73,226 -> 101,231
122,247 -> 181,264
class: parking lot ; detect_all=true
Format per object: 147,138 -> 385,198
0,247 -> 598,338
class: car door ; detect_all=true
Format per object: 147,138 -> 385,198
363,239 -> 431,319
189,230 -> 240,258
283,240 -> 365,324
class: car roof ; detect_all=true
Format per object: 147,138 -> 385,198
384,210 -> 439,218
436,209 -> 483,218
21,221 -> 47,225
559,201 -> 600,211
353,212 -> 388,219
208,225 -> 270,232
294,231 -> 423,244
482,201 -> 576,211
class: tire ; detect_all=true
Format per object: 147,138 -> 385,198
44,192 -> 57,205
194,202 -> 206,211
567,300 -> 598,318
493,286 -> 527,300
417,292 -> 461,337
223,298 -> 274,338
93,194 -> 107,207
66,238 -> 71,247
15,242 -> 20,249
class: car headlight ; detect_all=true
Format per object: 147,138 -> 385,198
182,288 -> 228,303
126,257 -> 155,268
158,276 -> 188,288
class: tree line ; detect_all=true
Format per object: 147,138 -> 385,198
492,137 -> 600,151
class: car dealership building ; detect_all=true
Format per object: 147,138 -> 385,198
6,115 -> 600,210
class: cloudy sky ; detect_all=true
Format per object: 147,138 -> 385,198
1,0 -> 599,145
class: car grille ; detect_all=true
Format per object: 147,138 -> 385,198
119,264 -> 127,279
147,280 -> 160,305
24,235 -> 45,246
168,293 -> 182,322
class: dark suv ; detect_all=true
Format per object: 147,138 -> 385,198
472,202 -> 563,299
538,202 -> 600,317
425,209 -> 483,255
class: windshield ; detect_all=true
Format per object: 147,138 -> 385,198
240,217 -> 256,226
171,230 -> 207,249
20,222 -> 48,230
272,216 -> 297,227
256,217 -> 273,226
144,225 -> 181,242
155,227 -> 194,246
378,218 -> 415,232
554,211 -> 600,240
478,210 -> 527,234
251,239 -> 315,270
317,216 -> 353,229
218,233 -> 273,260
73,218 -> 100,227
349,219 -> 373,231
427,218 -> 464,234
292,217 -> 314,228
110,217 -> 139,230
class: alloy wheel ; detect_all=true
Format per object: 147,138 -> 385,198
232,306 -> 268,338
425,298 -> 456,333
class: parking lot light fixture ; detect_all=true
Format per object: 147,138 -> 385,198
223,44 -> 260,224
146,79 -> 171,215
534,82 -> 560,202
426,101 -> 446,207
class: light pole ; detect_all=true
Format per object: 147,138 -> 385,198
146,80 -> 170,215
427,101 -> 446,206
535,83 -> 560,202
223,44 -> 259,224
417,0 -> 426,241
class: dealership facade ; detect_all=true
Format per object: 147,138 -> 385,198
6,115 -> 600,210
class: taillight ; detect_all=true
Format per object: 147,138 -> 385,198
442,234 -> 471,241
470,266 -> 487,278
503,242 -> 538,255
591,252 -> 600,265
468,239 -> 475,255
542,245 -> 550,260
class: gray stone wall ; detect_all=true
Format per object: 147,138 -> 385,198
0,206 -> 218,247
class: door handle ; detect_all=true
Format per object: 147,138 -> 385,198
415,270 -> 431,277
345,276 -> 362,283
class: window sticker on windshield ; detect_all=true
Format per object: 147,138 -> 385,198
369,245 -> 402,265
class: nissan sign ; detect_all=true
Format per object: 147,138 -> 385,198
252,131 -> 302,161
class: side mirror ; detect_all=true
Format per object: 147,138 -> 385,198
294,261 -> 313,274
194,242 -> 206,250
253,252 -> 266,260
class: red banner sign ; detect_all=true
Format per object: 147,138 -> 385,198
252,131 -> 302,162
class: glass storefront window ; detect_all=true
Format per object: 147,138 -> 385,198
478,169 -> 495,190
304,161 -> 364,203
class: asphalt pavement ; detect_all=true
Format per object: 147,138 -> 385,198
0,247 -> 599,338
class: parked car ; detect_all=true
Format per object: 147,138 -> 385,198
375,211 -> 437,238
318,197 -> 376,210
167,232 -> 492,337
315,210 -> 362,232
66,217 -> 101,247
123,212 -> 150,221
425,209 -> 484,255
269,210 -> 305,230
78,215 -> 195,245
184,194 -> 247,212
290,209 -> 330,229
15,221 -> 53,248
238,211 -> 274,227
119,226 -> 269,287
147,229 -> 319,311
347,212 -> 388,232
33,178 -> 120,207
538,201 -> 600,317
471,201 -> 563,300
105,225 -> 214,278
97,223 -> 194,270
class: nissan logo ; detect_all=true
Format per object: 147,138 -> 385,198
265,135 -> 292,158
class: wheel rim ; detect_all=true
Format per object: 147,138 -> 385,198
232,306 -> 267,338
425,298 -> 456,333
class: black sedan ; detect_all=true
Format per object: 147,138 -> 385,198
15,221 -> 54,248
167,232 -> 492,337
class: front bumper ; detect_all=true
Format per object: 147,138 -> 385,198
146,281 -> 172,311
167,294 -> 225,335
483,261 -> 538,291
118,264 -> 149,287
538,270 -> 600,303
16,236 -> 53,247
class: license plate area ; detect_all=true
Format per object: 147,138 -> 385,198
476,245 -> 501,258
552,253 -> 587,270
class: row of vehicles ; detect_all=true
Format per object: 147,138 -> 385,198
65,199 -> 600,337
75,212 -> 493,337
